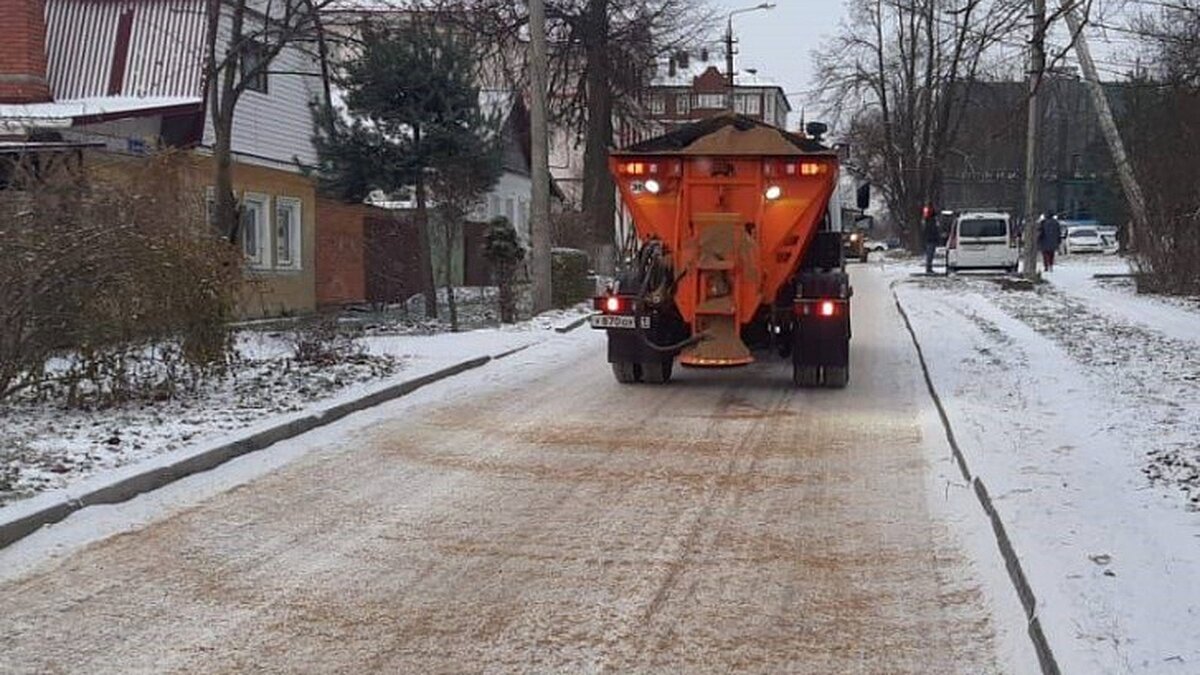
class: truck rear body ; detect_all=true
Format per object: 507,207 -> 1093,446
593,115 -> 853,387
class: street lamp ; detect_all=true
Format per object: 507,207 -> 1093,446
725,2 -> 775,112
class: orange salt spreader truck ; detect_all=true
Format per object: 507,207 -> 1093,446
589,114 -> 866,388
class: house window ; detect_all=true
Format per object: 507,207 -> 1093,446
489,194 -> 501,220
241,193 -> 269,266
693,93 -> 724,110
505,197 -> 515,225
518,199 -> 529,234
240,41 -> 269,94
676,94 -> 690,115
735,93 -> 761,115
647,94 -> 665,115
275,197 -> 302,269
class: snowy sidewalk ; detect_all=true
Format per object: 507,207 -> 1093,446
0,306 -> 590,509
892,258 -> 1200,673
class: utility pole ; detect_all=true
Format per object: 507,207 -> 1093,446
725,19 -> 735,111
529,0 -> 553,313
1061,2 -> 1148,250
1021,0 -> 1047,280
724,4 -> 775,113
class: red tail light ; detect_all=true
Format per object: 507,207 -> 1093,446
795,299 -> 842,317
605,296 -> 621,313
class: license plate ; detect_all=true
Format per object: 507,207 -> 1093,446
590,314 -> 650,329
964,244 -> 986,251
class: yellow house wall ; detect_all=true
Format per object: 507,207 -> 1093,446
212,158 -> 318,319
88,151 -> 318,319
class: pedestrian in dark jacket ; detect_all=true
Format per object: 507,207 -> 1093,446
1038,212 -> 1061,272
922,205 -> 940,274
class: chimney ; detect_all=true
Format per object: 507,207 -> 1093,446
0,0 -> 52,103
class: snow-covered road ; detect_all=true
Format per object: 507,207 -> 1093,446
0,268 -> 1031,673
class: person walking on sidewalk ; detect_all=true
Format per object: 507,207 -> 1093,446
922,204 -> 940,274
1038,211 -> 1062,272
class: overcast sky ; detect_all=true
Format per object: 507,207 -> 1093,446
703,0 -> 1144,127
705,0 -> 849,116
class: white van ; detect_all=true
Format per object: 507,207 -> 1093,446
947,211 -> 1018,273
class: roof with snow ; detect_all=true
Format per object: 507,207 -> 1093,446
0,97 -> 202,133
650,52 -> 784,90
617,114 -> 830,156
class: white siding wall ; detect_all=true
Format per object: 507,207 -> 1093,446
201,11 -> 322,172
486,171 -> 533,244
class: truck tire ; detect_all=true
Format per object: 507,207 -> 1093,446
641,359 -> 673,385
793,364 -> 820,388
823,365 -> 849,388
612,362 -> 640,384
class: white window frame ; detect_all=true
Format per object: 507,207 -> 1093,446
693,93 -> 724,110
274,196 -> 302,270
241,192 -> 269,268
735,93 -> 761,115
647,94 -> 665,115
676,93 -> 691,115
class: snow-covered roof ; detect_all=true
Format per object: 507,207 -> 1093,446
649,53 -> 783,91
0,96 -> 202,134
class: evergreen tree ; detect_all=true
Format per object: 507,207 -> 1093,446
313,18 -> 502,319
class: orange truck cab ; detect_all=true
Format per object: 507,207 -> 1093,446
589,114 -> 858,388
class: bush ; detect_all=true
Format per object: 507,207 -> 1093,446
286,314 -> 363,365
482,217 -> 525,323
551,248 -> 591,308
0,150 -> 240,404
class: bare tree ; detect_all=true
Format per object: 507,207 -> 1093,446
204,0 -> 332,242
1118,0 -> 1200,293
427,0 -> 714,272
813,0 -> 1108,246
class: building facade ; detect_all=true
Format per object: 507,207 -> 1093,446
940,76 -> 1126,226
0,0 -> 323,318
622,49 -> 791,146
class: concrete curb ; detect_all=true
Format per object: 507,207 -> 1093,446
0,353 -> 511,551
892,285 -> 1062,675
554,313 -> 594,334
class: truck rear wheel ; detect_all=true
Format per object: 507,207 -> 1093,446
641,359 -> 673,384
612,362 -> 641,384
793,364 -> 820,388
823,365 -> 849,388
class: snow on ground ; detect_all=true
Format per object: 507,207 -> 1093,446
0,296 -> 591,508
890,256 -> 1200,673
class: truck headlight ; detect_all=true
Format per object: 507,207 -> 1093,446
764,185 -> 782,201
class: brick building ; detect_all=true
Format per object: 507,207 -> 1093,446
618,49 -> 791,147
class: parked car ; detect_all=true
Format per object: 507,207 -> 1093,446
864,239 -> 890,253
1063,226 -> 1106,254
947,211 -> 1018,273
